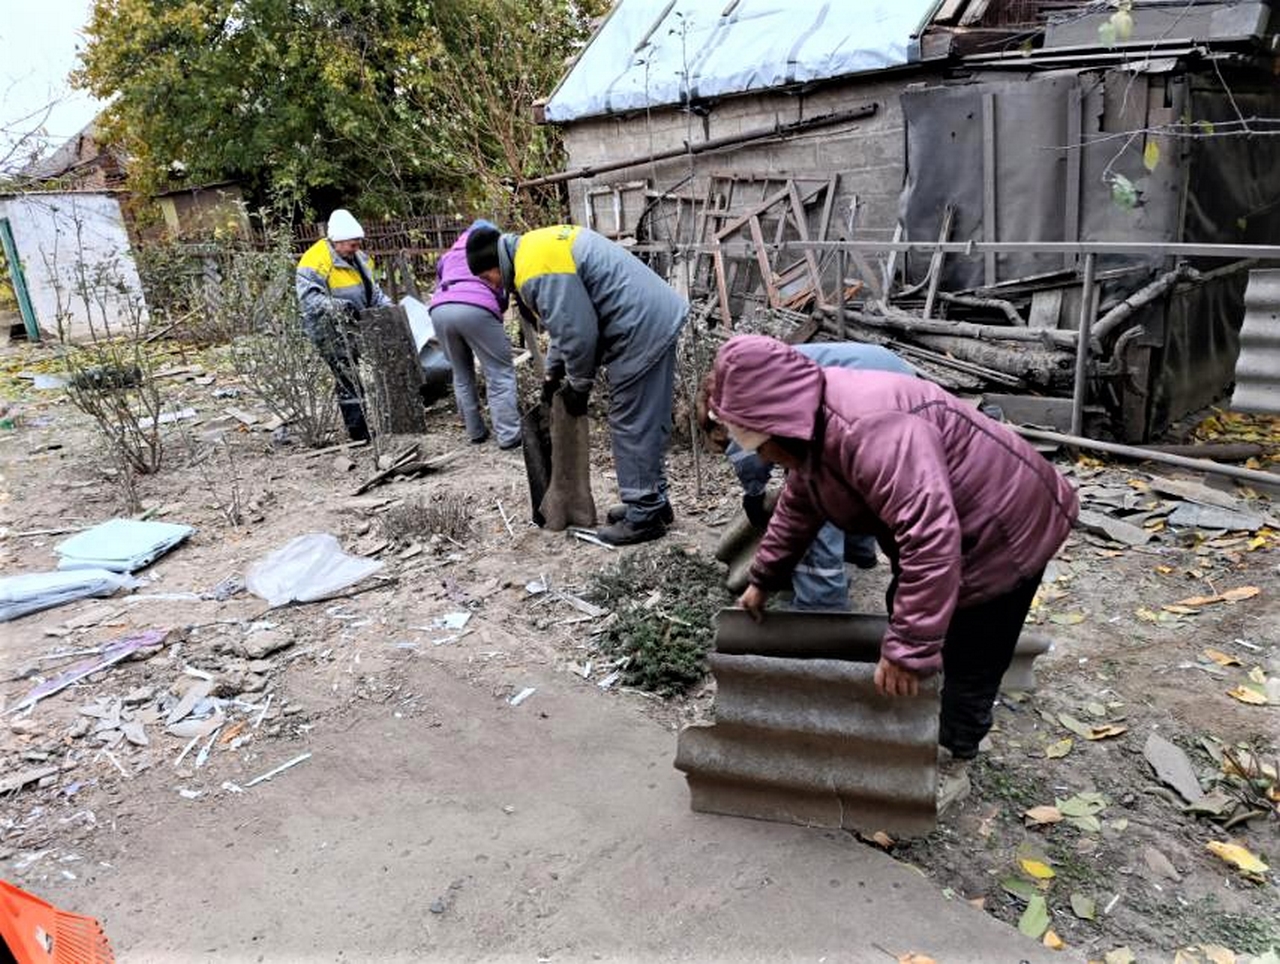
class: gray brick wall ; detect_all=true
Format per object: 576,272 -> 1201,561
559,73 -> 928,241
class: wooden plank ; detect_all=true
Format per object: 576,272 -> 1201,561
982,92 -> 998,287
922,205 -> 955,321
1028,289 -> 1065,330
713,246 -> 733,328
817,175 -> 840,243
748,217 -> 780,308
883,222 -> 904,296
714,185 -> 794,240
786,182 -> 827,310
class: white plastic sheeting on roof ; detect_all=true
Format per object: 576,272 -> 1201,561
544,0 -> 935,123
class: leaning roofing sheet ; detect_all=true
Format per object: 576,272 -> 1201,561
1231,269 -> 1280,416
544,0 -> 936,123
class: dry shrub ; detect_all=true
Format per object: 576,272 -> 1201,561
380,490 -> 474,544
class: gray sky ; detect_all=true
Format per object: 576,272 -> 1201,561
1,0 -> 103,164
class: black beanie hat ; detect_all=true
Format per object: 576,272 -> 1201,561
466,226 -> 501,275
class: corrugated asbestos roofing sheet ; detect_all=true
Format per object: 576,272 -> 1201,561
1231,269 -> 1280,416
675,609 -> 940,836
675,609 -> 1053,835
544,0 -> 936,123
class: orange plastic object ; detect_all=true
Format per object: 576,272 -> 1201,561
0,880 -> 115,964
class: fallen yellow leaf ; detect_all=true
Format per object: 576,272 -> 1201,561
1086,724 -> 1128,740
1045,738 -> 1074,759
1044,929 -> 1065,950
1163,604 -> 1201,615
870,830 -> 895,849
1226,686 -> 1269,705
1156,564 -> 1174,574
897,955 -> 937,964
1176,594 -> 1221,607
1019,857 -> 1056,880
1248,666 -> 1268,684
1205,840 -> 1269,876
1204,648 -> 1242,667
1221,586 -> 1260,603
1024,805 -> 1064,826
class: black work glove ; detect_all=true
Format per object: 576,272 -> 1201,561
742,493 -> 770,530
542,359 -> 566,406
558,383 -> 590,418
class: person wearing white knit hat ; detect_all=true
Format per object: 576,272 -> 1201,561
295,209 -> 392,440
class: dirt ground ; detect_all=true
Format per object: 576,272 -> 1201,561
0,338 -> 1277,963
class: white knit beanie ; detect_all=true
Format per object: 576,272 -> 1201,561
327,209 -> 364,242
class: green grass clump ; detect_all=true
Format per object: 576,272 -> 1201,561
587,545 -> 732,696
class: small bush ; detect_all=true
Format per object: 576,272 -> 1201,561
587,545 -> 732,696
380,491 -> 474,545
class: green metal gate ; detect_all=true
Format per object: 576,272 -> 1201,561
0,218 -> 40,342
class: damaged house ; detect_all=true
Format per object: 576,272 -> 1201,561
535,0 -> 1280,441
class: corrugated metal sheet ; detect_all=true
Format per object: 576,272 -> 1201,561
674,610 -> 940,836
1230,269 -> 1280,416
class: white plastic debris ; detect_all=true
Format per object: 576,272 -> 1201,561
244,752 -> 312,788
55,518 -> 196,572
245,533 -> 384,607
0,569 -> 135,622
431,612 -> 472,631
508,687 -> 536,707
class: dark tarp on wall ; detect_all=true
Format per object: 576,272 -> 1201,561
898,61 -> 1280,439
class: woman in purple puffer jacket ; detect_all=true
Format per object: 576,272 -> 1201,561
709,334 -> 1078,760
430,219 -> 520,448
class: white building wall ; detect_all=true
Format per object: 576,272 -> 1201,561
0,192 -> 147,341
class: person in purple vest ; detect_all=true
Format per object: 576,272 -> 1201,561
430,219 -> 520,448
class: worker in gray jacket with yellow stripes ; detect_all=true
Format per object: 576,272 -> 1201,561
467,224 -> 688,546
295,209 -> 393,441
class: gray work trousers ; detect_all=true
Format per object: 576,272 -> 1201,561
431,302 -> 520,447
609,342 -> 676,524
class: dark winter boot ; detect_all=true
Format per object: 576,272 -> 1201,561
595,516 -> 667,547
605,503 -> 674,525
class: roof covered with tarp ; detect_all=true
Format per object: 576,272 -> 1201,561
543,0 -> 938,123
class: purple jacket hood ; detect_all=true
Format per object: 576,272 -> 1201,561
711,335 -> 1079,677
430,226 -> 508,318
710,335 -> 824,441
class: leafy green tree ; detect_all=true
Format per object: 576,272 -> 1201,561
74,0 -> 606,219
